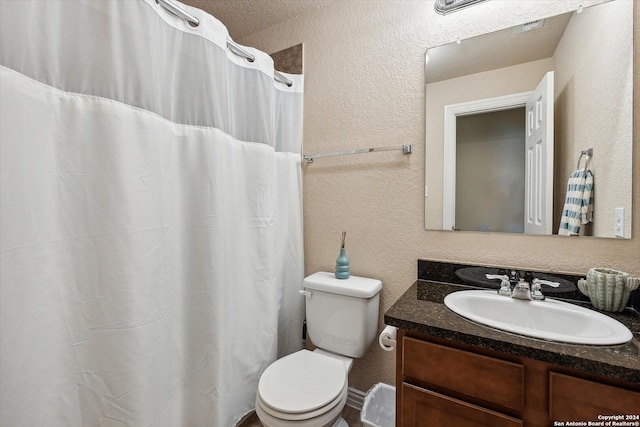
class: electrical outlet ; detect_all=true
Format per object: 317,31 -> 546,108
615,207 -> 625,238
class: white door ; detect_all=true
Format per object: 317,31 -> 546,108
524,71 -> 554,234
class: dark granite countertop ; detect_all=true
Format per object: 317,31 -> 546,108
384,280 -> 640,384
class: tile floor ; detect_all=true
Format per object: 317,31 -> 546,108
238,405 -> 363,427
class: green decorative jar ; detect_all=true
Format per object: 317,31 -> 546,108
577,268 -> 639,312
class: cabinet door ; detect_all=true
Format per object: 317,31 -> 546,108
402,337 -> 524,411
401,383 -> 523,427
549,372 -> 640,422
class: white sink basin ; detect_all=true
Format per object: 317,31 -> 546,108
444,290 -> 633,345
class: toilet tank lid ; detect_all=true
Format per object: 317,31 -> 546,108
303,272 -> 382,298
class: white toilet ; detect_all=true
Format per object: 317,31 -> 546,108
255,271 -> 382,427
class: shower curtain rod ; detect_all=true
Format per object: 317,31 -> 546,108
303,144 -> 413,163
156,0 -> 293,87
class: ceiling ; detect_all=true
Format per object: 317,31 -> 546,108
180,0 -> 335,41
426,11 -> 572,83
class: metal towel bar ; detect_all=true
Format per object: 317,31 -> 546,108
303,144 -> 412,164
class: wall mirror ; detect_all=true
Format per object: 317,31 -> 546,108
424,0 -> 633,238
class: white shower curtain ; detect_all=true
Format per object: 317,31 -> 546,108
0,1 -> 304,426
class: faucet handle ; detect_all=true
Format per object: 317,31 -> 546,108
531,282 -> 545,300
498,278 -> 512,296
486,274 -> 511,296
486,274 -> 508,280
532,278 -> 560,288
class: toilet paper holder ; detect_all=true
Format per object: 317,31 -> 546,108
379,325 -> 397,351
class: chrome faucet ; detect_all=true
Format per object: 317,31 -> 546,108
511,278 -> 534,300
487,271 -> 560,301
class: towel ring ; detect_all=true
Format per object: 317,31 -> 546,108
577,148 -> 593,169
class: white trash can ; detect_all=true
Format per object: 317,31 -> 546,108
360,382 -> 396,427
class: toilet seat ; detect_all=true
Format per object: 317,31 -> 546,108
257,350 -> 347,421
256,381 -> 347,422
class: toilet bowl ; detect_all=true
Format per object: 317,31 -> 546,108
255,350 -> 349,427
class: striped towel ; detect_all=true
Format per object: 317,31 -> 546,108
558,169 -> 593,236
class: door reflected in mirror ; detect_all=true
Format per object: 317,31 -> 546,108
424,0 -> 633,238
455,108 -> 526,233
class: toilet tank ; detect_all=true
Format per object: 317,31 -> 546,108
303,272 -> 382,358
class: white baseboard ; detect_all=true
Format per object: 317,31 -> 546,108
346,387 -> 366,411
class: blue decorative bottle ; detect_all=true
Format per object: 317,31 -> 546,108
335,232 -> 350,279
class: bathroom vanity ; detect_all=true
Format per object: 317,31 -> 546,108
385,273 -> 640,427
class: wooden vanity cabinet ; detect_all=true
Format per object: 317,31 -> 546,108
549,372 -> 640,422
400,383 -> 523,427
396,330 -> 640,427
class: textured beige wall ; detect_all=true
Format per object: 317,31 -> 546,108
240,0 -> 639,393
